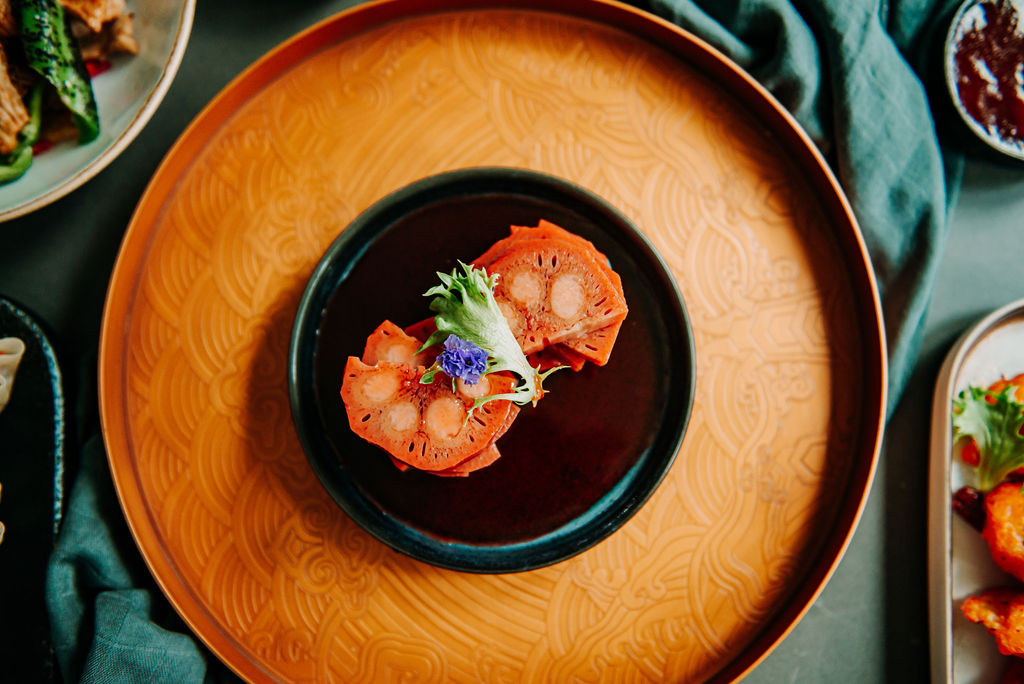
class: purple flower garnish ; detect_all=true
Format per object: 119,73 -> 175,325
438,335 -> 489,385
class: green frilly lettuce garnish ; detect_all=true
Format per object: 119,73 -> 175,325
419,261 -> 562,413
953,385 -> 1024,491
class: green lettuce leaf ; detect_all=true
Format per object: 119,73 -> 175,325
419,261 -> 561,412
952,385 -> 1024,491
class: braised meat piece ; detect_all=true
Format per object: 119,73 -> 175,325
963,588 -> 1024,657
0,0 -> 16,38
60,0 -> 125,34
73,13 -> 139,60
983,481 -> 1024,582
0,44 -> 27,155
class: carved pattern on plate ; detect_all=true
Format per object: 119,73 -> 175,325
116,10 -> 862,682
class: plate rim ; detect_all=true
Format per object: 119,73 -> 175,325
97,1 -> 888,681
0,295 -> 66,534
287,165 -> 696,574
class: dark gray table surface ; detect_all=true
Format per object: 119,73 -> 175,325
1,1 -> 1022,681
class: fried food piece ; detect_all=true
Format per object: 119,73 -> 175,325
991,373 -> 1024,402
983,482 -> 1024,582
962,588 -> 1024,656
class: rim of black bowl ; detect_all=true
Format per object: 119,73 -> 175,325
943,0 -> 1024,163
288,167 -> 695,573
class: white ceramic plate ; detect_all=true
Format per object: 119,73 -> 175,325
0,0 -> 195,221
929,297 -> 1024,682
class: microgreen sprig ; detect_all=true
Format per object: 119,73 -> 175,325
418,261 -> 562,412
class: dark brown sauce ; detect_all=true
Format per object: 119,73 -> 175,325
953,0 -> 1024,147
313,194 -> 676,544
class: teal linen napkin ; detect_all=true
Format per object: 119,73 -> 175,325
47,437 -> 217,682
47,1 -> 964,681
642,0 -> 964,415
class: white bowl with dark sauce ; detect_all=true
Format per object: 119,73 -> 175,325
945,0 -> 1024,163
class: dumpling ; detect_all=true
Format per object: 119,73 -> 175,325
0,337 -> 24,412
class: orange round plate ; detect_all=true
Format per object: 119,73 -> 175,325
99,1 -> 886,681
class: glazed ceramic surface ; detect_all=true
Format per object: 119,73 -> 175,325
99,1 -> 885,681
0,0 -> 195,220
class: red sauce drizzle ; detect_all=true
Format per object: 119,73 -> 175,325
953,1 -> 1024,146
84,59 -> 111,78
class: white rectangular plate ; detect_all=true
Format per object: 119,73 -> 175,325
929,297 -> 1024,682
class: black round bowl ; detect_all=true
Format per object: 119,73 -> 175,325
288,167 -> 695,573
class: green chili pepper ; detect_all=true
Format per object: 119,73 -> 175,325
17,0 -> 99,143
19,79 -> 44,146
0,144 -> 32,184
0,81 -> 45,184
